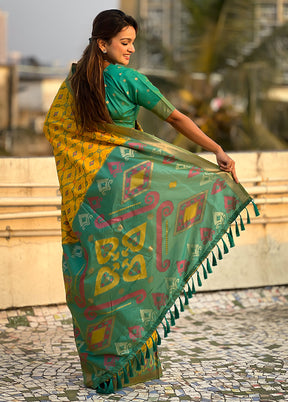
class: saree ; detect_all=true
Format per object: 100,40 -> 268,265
44,76 -> 258,394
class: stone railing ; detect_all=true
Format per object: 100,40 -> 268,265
0,152 -> 287,308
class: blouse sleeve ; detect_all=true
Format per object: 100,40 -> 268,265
124,68 -> 175,120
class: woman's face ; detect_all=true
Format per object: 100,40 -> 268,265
102,26 -> 136,66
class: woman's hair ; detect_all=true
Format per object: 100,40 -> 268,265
70,9 -> 138,131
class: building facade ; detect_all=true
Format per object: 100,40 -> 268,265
121,0 -> 288,70
0,8 -> 8,64
121,0 -> 189,71
254,0 -> 288,41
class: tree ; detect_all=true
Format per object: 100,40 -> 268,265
174,0 -> 287,150
182,0 -> 254,80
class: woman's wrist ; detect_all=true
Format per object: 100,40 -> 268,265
213,145 -> 223,155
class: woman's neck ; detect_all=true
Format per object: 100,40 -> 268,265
103,61 -> 111,69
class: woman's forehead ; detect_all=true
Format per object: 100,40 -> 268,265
116,26 -> 136,40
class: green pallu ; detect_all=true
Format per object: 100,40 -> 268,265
44,78 -> 258,394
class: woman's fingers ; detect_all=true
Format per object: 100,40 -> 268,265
219,160 -> 239,183
231,166 -> 239,184
215,151 -> 239,184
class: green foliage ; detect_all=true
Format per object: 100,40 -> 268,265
182,0 -> 254,74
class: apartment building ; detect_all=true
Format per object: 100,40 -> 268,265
121,0 -> 288,70
121,0 -> 189,70
0,8 -> 8,64
254,0 -> 288,41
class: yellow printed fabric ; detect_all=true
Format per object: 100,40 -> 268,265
44,73 -> 255,394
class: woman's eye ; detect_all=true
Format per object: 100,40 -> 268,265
121,43 -> 128,46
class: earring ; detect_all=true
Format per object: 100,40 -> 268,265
102,49 -> 107,54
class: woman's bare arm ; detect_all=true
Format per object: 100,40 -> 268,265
166,109 -> 239,183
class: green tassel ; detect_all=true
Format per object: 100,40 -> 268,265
187,282 -> 193,298
252,200 -> 260,216
222,238 -> 229,254
216,244 -> 223,260
227,229 -> 235,248
116,373 -> 122,389
202,264 -> 208,280
107,378 -> 114,393
170,310 -> 175,326
128,360 -> 134,377
212,251 -> 217,266
161,321 -> 168,338
206,260 -> 213,274
165,316 -> 171,333
145,343 -> 150,359
179,296 -> 184,312
191,277 -> 196,294
151,336 -> 157,352
97,379 -> 114,394
246,207 -> 251,224
98,381 -> 107,393
174,303 -> 180,319
197,270 -> 202,287
240,214 -> 245,231
235,220 -> 240,237
140,350 -> 145,365
183,289 -> 189,305
135,355 -> 141,370
123,367 -> 129,385
231,228 -> 235,247
156,329 -> 161,345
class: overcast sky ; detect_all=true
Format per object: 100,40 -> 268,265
0,0 -> 119,66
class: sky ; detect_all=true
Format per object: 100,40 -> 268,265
0,0 -> 120,66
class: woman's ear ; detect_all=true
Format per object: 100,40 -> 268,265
97,39 -> 106,53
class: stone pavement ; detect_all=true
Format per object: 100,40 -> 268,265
0,286 -> 287,402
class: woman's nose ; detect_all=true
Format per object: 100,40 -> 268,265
128,44 -> 135,53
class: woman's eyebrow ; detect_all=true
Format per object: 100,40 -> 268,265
120,37 -> 135,41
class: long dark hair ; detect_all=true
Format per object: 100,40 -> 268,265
70,9 -> 138,131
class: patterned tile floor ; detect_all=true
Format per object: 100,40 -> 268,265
0,286 -> 287,402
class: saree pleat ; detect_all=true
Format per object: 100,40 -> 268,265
44,77 -> 255,393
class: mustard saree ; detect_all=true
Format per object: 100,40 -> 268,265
44,75 -> 258,394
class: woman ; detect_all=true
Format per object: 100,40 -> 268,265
44,9 -> 256,394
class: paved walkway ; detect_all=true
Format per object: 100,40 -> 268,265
0,286 -> 287,402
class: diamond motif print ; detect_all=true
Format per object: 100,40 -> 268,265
175,191 -> 207,234
87,316 -> 115,351
122,161 -> 153,202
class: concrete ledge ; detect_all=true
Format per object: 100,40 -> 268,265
0,152 -> 287,309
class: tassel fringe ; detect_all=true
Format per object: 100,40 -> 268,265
240,214 -> 245,231
187,282 -> 193,298
174,303 -> 180,319
246,207 -> 251,224
252,200 -> 260,216
197,270 -> 202,287
116,373 -> 122,389
235,220 -> 240,237
183,289 -> 189,305
123,367 -> 129,385
135,355 -> 141,370
216,244 -> 223,260
99,200 -> 259,394
206,259 -> 213,274
128,360 -> 134,377
156,329 -> 161,345
152,336 -> 157,352
170,310 -> 175,326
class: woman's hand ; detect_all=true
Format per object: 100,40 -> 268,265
215,148 -> 239,183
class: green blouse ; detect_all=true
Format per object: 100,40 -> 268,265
103,64 -> 175,128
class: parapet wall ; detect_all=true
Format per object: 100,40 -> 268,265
0,152 -> 287,309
